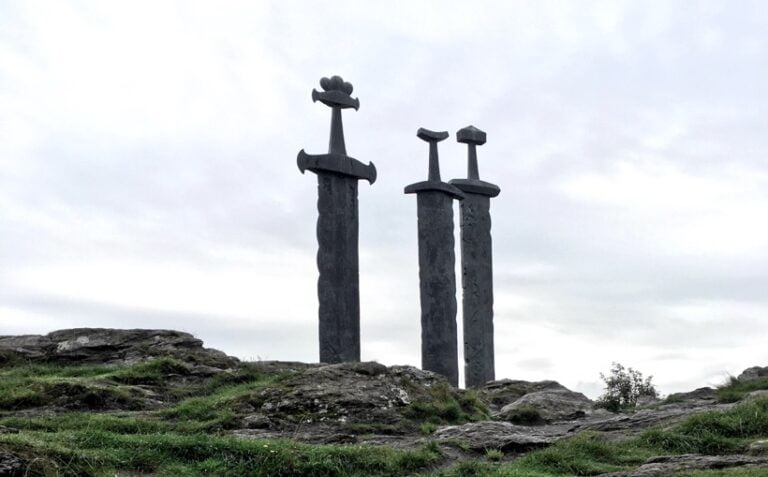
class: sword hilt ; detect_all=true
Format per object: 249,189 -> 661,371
456,125 -> 486,180
416,128 -> 449,182
297,76 -> 376,184
449,125 -> 500,198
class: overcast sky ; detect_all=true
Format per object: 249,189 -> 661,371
1,1 -> 767,398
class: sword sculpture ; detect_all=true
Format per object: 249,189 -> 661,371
297,75 -> 376,363
449,125 -> 500,387
405,128 -> 464,386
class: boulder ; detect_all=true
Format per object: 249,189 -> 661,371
250,362 -> 449,430
480,379 -> 568,411
0,328 -> 237,368
497,389 -> 593,423
737,366 -> 768,382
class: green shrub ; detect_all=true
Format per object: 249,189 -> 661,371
595,362 -> 657,412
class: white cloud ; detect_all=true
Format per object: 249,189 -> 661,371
1,0 -> 767,396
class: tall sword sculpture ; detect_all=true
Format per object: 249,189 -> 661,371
449,126 -> 500,387
297,75 -> 376,363
405,128 -> 464,386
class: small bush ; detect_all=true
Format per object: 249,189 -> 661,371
596,362 -> 657,412
503,405 -> 545,425
420,422 -> 439,435
485,448 -> 503,461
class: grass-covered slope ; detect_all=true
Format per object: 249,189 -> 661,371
2,358 -> 768,476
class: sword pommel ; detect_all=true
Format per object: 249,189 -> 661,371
449,125 -> 500,197
312,76 -> 359,110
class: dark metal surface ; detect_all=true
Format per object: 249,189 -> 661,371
297,76 -> 374,363
450,125 -> 500,387
405,128 -> 463,386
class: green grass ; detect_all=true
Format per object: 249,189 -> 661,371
0,432 -> 442,477
501,405 -> 544,425
717,376 -> 768,403
428,400 -> 768,477
641,398 -> 768,454
4,360 -> 768,477
404,383 -> 489,425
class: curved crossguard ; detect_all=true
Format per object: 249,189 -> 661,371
297,75 -> 376,184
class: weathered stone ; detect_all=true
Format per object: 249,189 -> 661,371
749,439 -> 768,455
597,454 -> 768,476
433,421 -> 557,451
296,76 -> 376,365
405,129 -> 464,387
0,328 -> 236,368
738,366 -> 768,382
450,125 -> 500,389
667,387 -> 717,403
497,389 -> 593,423
480,379 -> 569,412
0,453 -> 27,477
745,390 -> 768,401
250,362 -> 449,430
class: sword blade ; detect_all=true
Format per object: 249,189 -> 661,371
459,193 -> 495,387
316,173 -> 360,363
416,191 -> 459,386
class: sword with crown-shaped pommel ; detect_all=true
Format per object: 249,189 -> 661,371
297,75 -> 376,364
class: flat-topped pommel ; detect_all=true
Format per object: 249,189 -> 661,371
457,125 -> 486,145
312,75 -> 360,110
417,128 -> 449,142
449,124 -> 499,197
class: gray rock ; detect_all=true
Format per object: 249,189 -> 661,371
666,387 -> 717,403
0,328 -> 237,368
0,453 -> 26,477
745,390 -> 768,401
597,454 -> 768,476
497,389 -> 593,423
251,362 -> 448,430
432,421 -> 558,451
480,379 -> 568,411
738,366 -> 768,382
749,440 -> 768,456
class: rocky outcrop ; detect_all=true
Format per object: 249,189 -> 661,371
497,389 -> 594,423
479,379 -> 568,412
241,362 -> 452,434
0,328 -> 236,368
666,387 -> 717,403
597,454 -> 768,476
433,421 -> 558,451
738,366 -> 768,382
